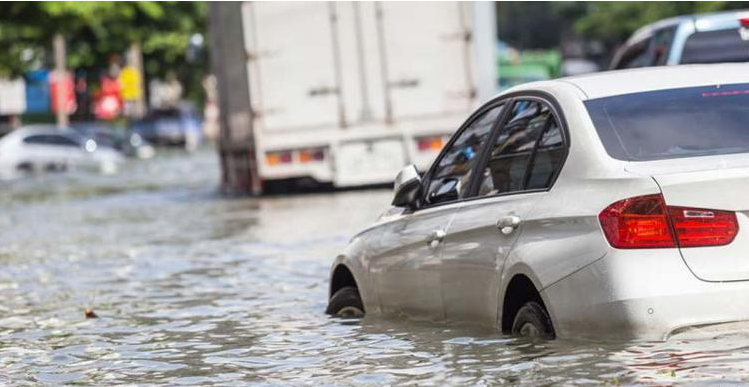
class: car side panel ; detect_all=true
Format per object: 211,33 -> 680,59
440,192 -> 543,326
369,203 -> 461,320
495,84 -> 666,332
499,172 -> 664,329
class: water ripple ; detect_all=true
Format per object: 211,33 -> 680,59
1,148 -> 748,386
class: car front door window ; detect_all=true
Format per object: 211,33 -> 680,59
425,104 -> 504,205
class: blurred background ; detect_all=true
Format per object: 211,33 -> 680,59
4,2 -> 749,386
1,1 -> 747,190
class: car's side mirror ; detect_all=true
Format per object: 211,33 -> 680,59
392,164 -> 422,208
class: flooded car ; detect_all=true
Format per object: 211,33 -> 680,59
0,125 -> 124,179
71,122 -> 155,160
326,64 -> 749,341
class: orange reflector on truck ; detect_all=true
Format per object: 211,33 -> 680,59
265,151 -> 293,166
266,148 -> 325,166
299,148 -> 325,163
417,136 -> 444,151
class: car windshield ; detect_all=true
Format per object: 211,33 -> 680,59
585,83 -> 749,161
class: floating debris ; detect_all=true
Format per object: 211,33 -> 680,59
84,308 -> 98,319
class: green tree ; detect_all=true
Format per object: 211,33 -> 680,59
0,2 -> 207,103
573,1 -> 749,46
496,1 -> 749,52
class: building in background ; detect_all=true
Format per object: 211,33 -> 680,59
0,77 -> 26,136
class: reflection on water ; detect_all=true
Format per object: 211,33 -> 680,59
1,148 -> 748,386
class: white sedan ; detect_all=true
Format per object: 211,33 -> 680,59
0,125 -> 124,179
326,64 -> 749,341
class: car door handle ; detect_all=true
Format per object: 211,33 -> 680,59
497,216 -> 521,235
426,229 -> 446,246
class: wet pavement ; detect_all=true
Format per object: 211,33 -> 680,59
2,148 -> 749,386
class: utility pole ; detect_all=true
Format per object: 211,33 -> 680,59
208,2 -> 262,195
53,33 -> 68,128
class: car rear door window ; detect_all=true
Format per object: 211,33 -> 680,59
652,26 -> 677,65
526,117 -> 564,190
24,134 -> 80,147
476,99 -> 564,196
23,135 -> 47,145
614,38 -> 652,69
424,104 -> 504,205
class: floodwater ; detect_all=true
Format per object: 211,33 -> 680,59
2,148 -> 749,386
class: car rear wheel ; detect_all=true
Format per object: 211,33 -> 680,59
511,301 -> 555,339
326,286 -> 364,318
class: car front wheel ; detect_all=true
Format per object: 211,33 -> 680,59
511,301 -> 555,339
325,286 -> 365,317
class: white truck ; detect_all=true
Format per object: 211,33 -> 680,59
237,1 -> 496,190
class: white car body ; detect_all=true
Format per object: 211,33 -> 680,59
328,64 -> 749,340
0,126 -> 124,179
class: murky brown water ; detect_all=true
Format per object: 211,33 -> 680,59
2,148 -> 749,386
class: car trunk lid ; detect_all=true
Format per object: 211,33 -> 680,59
653,166 -> 749,281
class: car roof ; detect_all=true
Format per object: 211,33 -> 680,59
504,63 -> 749,100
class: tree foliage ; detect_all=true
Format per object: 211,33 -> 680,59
498,2 -> 749,51
573,1 -> 749,45
0,1 -> 207,101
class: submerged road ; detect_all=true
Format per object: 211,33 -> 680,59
0,148 -> 747,386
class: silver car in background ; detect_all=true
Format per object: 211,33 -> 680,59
326,64 -> 749,341
610,9 -> 749,69
0,125 -> 124,179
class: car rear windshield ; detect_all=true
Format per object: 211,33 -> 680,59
681,29 -> 749,64
585,83 -> 749,161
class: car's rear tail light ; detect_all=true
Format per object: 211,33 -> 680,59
668,207 -> 738,247
599,194 -> 739,249
416,136 -> 444,152
599,194 -> 675,248
740,17 -> 749,27
265,151 -> 292,166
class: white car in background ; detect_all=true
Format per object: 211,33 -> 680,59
327,64 -> 749,341
0,125 -> 124,179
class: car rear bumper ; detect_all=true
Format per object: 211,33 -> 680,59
543,248 -> 749,341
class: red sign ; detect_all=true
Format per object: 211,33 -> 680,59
94,76 -> 123,120
49,71 -> 77,114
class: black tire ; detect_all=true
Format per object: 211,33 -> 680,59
326,286 -> 365,317
511,301 -> 555,339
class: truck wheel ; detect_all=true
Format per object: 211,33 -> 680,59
511,301 -> 555,339
326,286 -> 364,318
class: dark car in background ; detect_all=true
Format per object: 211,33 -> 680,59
71,122 -> 155,159
130,104 -> 202,151
610,9 -> 749,69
